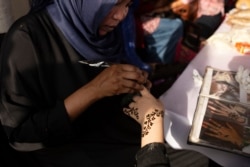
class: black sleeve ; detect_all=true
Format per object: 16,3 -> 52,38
0,20 -> 73,151
135,143 -> 170,167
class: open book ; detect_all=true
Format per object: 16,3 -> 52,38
189,66 -> 250,157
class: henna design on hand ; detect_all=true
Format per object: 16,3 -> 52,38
123,107 -> 139,120
142,109 -> 164,137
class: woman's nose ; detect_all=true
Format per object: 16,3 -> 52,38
113,10 -> 127,21
113,13 -> 123,21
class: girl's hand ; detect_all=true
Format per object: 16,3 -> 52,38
123,87 -> 164,125
123,87 -> 164,144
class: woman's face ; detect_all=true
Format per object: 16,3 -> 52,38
98,0 -> 132,36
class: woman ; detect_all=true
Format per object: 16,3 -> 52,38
0,0 -> 154,166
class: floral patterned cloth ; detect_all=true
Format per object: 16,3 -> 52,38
180,0 -> 225,18
197,0 -> 225,18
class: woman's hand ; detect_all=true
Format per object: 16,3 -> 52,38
123,87 -> 164,126
64,64 -> 150,121
87,64 -> 150,98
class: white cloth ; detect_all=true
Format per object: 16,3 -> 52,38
160,18 -> 250,167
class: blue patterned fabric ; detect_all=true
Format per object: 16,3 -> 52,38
144,18 -> 183,64
120,0 -> 151,72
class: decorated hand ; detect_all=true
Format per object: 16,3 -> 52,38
202,119 -> 243,147
123,87 -> 164,146
207,100 -> 246,124
123,87 -> 164,134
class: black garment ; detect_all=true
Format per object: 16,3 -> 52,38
135,143 -> 170,167
194,13 -> 223,39
0,9 -> 141,167
0,33 -> 5,46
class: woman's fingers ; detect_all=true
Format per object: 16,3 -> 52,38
121,71 -> 147,85
91,64 -> 150,96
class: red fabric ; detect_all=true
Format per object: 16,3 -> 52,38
135,0 -> 151,48
135,16 -> 145,49
134,0 -> 157,49
136,0 -> 155,15
174,39 -> 197,63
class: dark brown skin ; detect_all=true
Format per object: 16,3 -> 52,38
64,64 -> 150,121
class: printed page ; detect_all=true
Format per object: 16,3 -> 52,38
189,66 -> 250,157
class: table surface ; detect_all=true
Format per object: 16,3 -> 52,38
160,17 -> 250,167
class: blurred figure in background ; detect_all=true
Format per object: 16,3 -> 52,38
135,0 -> 186,64
194,0 -> 225,39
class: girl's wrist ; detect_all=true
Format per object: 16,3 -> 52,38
140,108 -> 164,126
140,109 -> 164,147
141,121 -> 164,147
